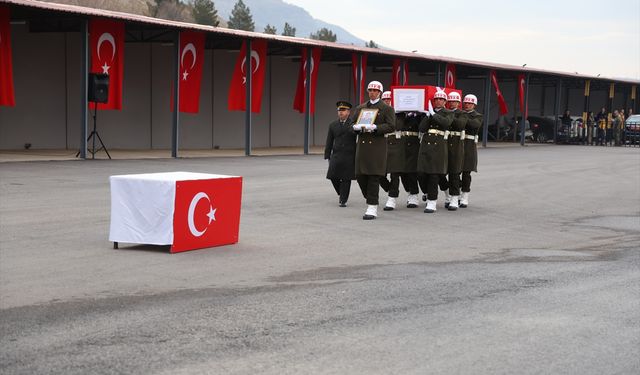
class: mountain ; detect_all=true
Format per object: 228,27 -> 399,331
198,0 -> 367,45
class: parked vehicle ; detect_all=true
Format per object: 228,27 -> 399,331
527,116 -> 584,143
624,114 -> 640,146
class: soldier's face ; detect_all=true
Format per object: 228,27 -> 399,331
382,99 -> 392,106
338,109 -> 350,121
433,98 -> 446,108
463,102 -> 475,111
448,101 -> 460,110
368,89 -> 381,101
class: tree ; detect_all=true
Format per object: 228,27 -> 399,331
192,0 -> 219,26
282,22 -> 296,37
310,27 -> 336,42
227,0 -> 255,32
365,40 -> 379,49
263,24 -> 277,35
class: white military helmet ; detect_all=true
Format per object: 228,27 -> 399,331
433,90 -> 448,100
463,94 -> 478,105
447,91 -> 461,102
367,80 -> 383,92
381,91 -> 392,100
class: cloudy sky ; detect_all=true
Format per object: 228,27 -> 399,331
285,0 -> 640,80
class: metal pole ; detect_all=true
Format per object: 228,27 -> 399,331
631,85 -> 637,114
520,73 -> 530,146
583,80 -> 591,144
303,48 -> 312,155
171,31 -> 180,158
245,39 -> 252,156
482,70 -> 491,148
553,78 -> 562,144
400,60 -> 406,85
79,20 -> 88,159
356,54 -> 362,104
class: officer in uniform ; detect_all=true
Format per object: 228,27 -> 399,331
324,101 -> 356,207
439,91 -> 468,211
460,94 -> 483,208
351,81 -> 396,220
417,90 -> 454,213
379,91 -> 422,210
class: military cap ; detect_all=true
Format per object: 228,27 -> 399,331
336,101 -> 352,110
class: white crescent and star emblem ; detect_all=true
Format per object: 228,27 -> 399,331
302,56 -> 315,87
447,71 -> 454,86
187,192 -> 217,238
97,32 -> 116,74
240,49 -> 260,84
181,43 -> 197,81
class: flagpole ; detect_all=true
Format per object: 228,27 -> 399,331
79,19 -> 88,159
303,48 -> 312,155
482,70 -> 491,148
521,73 -> 530,146
553,78 -> 562,144
400,60 -> 406,85
245,39 -> 252,156
171,31 -> 180,158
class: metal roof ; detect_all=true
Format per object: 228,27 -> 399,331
2,0 -> 638,85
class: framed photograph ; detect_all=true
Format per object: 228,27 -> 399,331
355,108 -> 379,126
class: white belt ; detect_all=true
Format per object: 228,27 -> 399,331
386,131 -> 420,138
465,134 -> 479,143
427,129 -> 448,139
449,131 -> 463,137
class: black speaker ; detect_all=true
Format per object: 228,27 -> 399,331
88,73 -> 110,103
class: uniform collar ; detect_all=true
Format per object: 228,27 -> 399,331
369,98 -> 380,105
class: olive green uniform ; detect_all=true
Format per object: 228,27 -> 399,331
417,108 -> 454,200
380,112 -> 422,197
439,109 -> 468,196
462,109 -> 483,192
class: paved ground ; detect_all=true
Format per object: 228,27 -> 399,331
1,144 -> 639,374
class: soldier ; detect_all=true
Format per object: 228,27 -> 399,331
460,94 -> 483,208
379,91 -> 422,210
439,91 -> 468,211
351,81 -> 396,220
324,101 -> 356,207
417,90 -> 454,213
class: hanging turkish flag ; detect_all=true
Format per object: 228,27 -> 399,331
89,18 -> 124,110
293,47 -> 321,114
228,40 -> 267,113
445,63 -> 456,89
0,6 -> 15,107
391,59 -> 408,87
172,176 -> 243,253
176,31 -> 205,113
351,53 -> 367,103
490,70 -> 508,115
517,73 -> 527,118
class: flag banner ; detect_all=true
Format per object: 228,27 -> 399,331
293,47 -> 321,114
89,18 -> 124,110
490,70 -> 508,115
391,59 -> 408,87
176,31 -> 205,113
0,6 -> 15,107
445,63 -> 456,89
351,53 -> 367,103
228,40 -> 267,113
518,73 -> 527,117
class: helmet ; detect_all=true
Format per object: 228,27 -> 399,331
367,81 -> 383,92
463,94 -> 478,105
447,91 -> 461,102
433,90 -> 448,100
381,91 -> 392,100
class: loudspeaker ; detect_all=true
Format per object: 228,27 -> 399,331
88,73 -> 110,103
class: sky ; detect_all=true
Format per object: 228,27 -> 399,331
284,0 -> 640,80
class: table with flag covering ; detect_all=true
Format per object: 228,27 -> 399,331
109,172 -> 242,253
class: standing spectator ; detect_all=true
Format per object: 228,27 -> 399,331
324,101 -> 356,207
587,111 -> 595,145
595,107 -> 607,146
612,110 -> 622,146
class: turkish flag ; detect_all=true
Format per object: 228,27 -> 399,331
89,18 -> 124,110
172,177 -> 243,253
293,47 -> 321,114
490,70 -> 509,115
426,85 -> 462,111
228,40 -> 267,113
176,31 -> 205,113
351,53 -> 367,103
445,63 -> 456,89
391,59 -> 408,87
517,73 -> 527,118
0,6 -> 15,107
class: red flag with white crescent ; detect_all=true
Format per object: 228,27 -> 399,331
293,47 -> 322,114
426,85 -> 462,111
517,73 -> 527,118
89,18 -> 124,110
228,40 -> 267,113
391,59 -> 408,86
351,53 -> 367,103
0,6 -> 15,107
490,70 -> 509,115
445,63 -> 456,89
177,31 -> 205,113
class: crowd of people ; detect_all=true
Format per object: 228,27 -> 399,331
324,81 -> 483,220
562,107 -> 634,146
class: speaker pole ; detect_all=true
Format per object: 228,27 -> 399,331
79,19 -> 88,159
171,31 -> 180,158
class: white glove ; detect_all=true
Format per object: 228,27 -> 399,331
423,111 -> 432,117
352,124 -> 363,132
368,124 -> 377,132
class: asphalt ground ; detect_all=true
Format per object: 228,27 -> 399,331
1,144 -> 639,374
